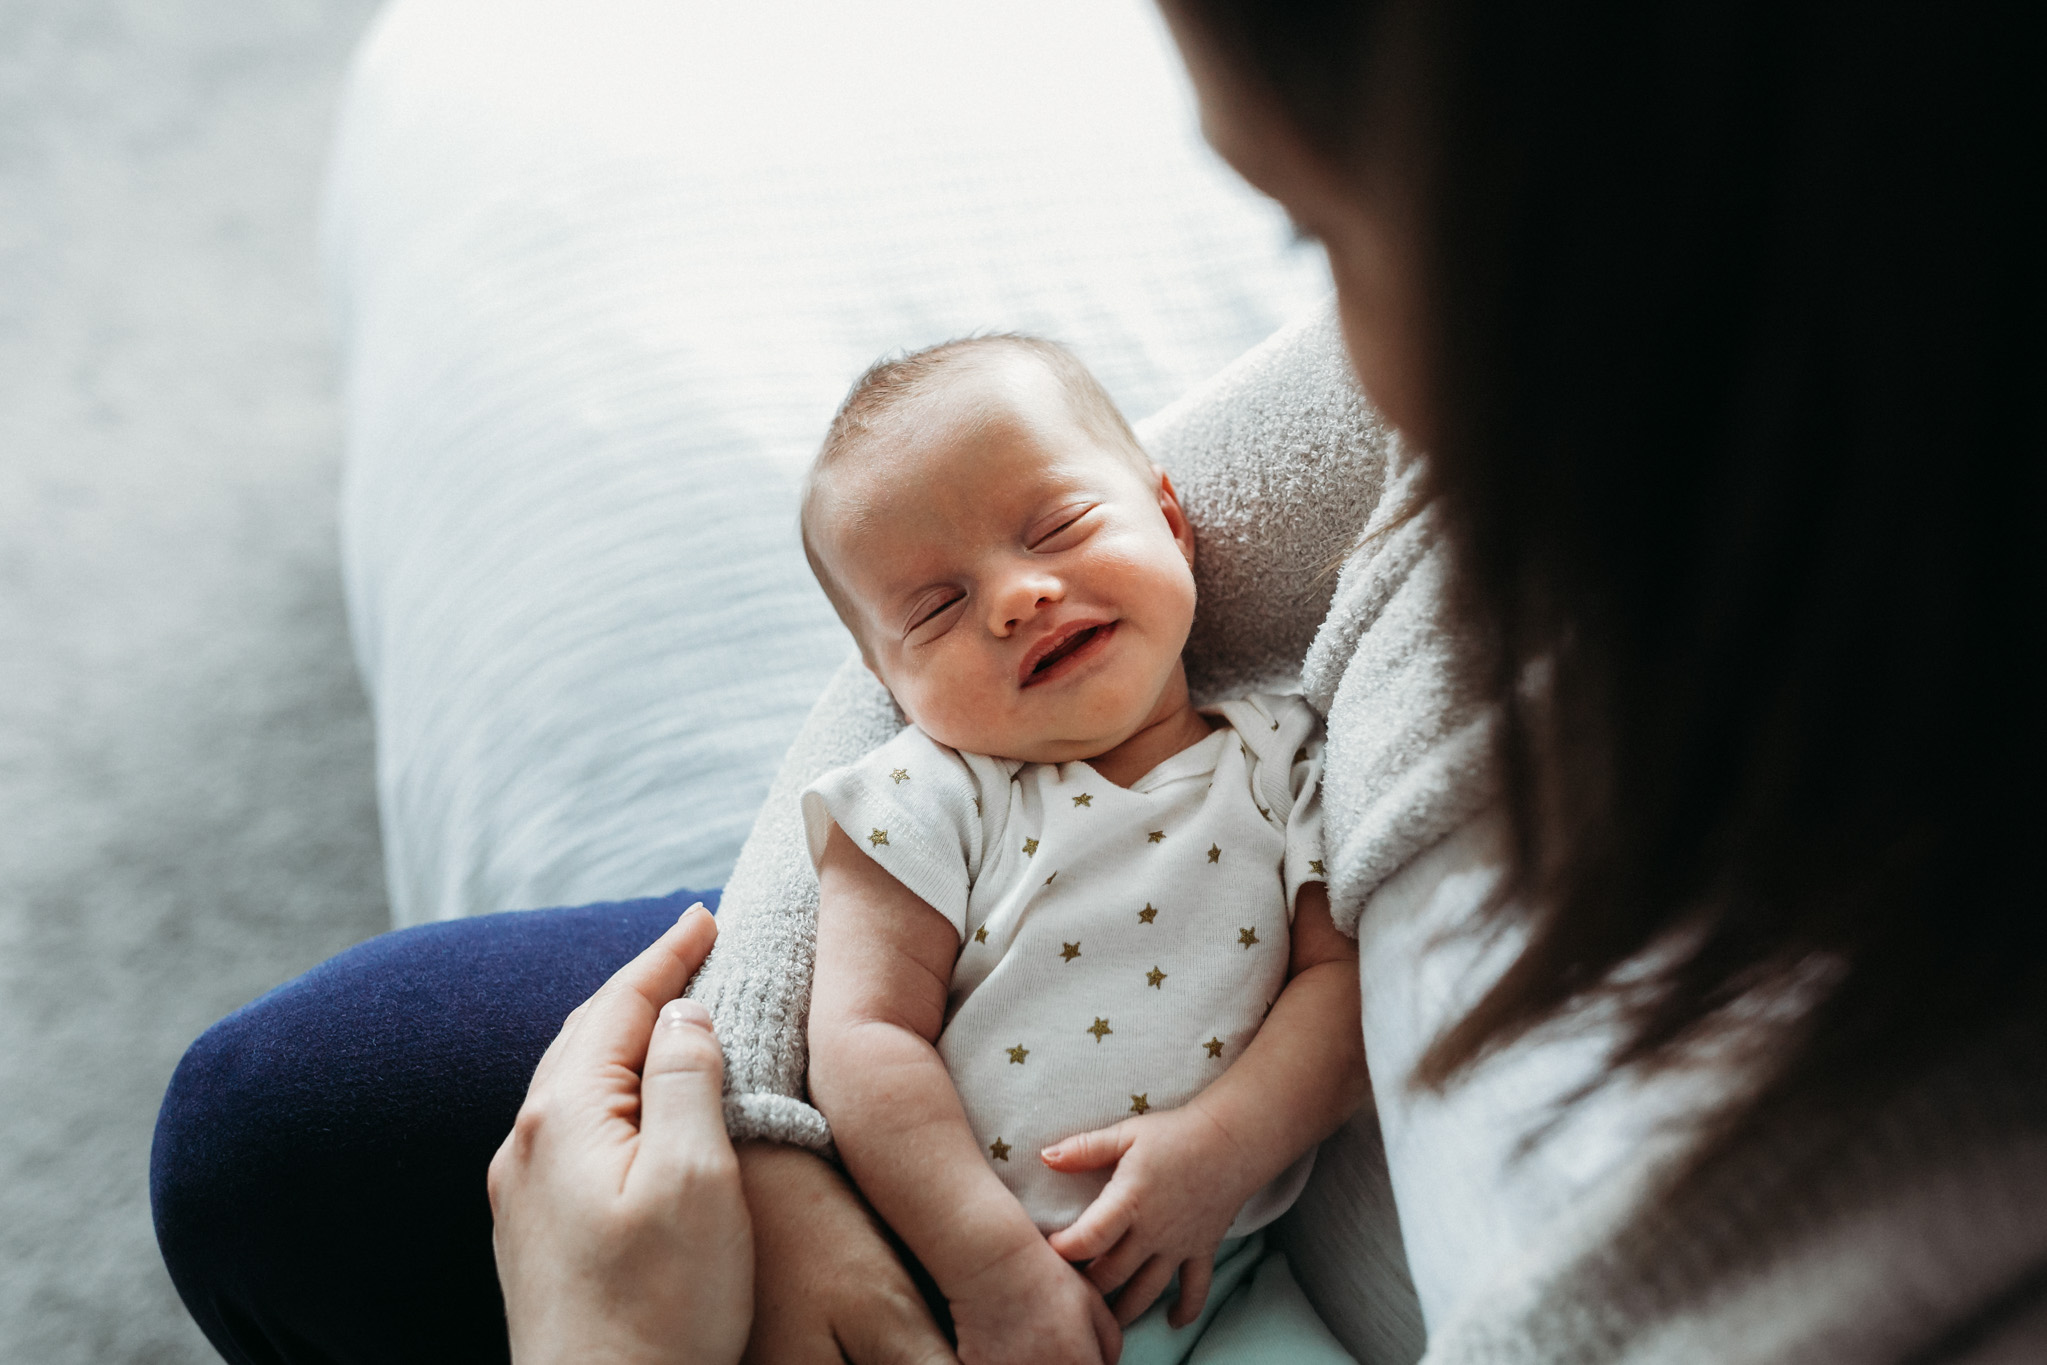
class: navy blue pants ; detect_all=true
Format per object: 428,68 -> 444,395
150,888 -> 719,1365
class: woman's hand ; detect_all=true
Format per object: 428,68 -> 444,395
489,905 -> 752,1365
737,1141 -> 960,1365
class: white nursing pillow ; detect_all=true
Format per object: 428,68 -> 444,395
327,0 -> 1329,925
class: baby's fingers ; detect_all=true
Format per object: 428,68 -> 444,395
1047,1183 -> 1134,1262
1111,1256 -> 1177,1328
1166,1256 -> 1213,1329
1041,1121 -> 1136,1174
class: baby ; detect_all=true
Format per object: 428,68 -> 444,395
800,335 -> 1364,1365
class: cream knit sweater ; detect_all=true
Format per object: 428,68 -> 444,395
687,304 -> 2047,1363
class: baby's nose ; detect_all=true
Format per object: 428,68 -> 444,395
989,573 -> 1061,634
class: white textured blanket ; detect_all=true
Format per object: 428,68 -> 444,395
328,0 -> 1330,925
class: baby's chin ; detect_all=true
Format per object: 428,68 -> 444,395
916,718 -> 1142,766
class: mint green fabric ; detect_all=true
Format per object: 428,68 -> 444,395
1120,1234 -> 1357,1365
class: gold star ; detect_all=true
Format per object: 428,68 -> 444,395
1137,903 -> 1157,924
1238,926 -> 1259,948
1044,872 -> 1057,886
989,1137 -> 1011,1161
1022,838 -> 1039,856
1204,1036 -> 1225,1059
1072,793 -> 1092,807
1309,859 -> 1326,876
1060,942 -> 1082,962
1208,844 -> 1222,863
889,768 -> 910,784
1007,1044 -> 1029,1065
1087,1017 -> 1112,1043
973,925 -> 988,944
1145,966 -> 1166,989
1146,830 -> 1166,844
973,797 -> 982,815
1129,1093 -> 1150,1115
868,828 -> 889,847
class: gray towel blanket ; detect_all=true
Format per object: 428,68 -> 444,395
687,304 -> 2047,1364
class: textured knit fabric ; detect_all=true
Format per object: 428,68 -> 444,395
802,694 -> 1324,1234
150,889 -> 718,1365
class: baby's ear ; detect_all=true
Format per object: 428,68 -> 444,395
1155,468 -> 1196,567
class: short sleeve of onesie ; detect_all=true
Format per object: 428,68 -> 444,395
1208,692 -> 1328,918
800,727 -> 1013,939
1283,739 -> 1327,912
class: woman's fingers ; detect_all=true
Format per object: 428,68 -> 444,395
1110,1256 -> 1176,1327
1047,1183 -> 1134,1262
1040,1121 -> 1134,1173
631,997 -> 737,1195
1166,1256 -> 1212,1329
491,905 -> 752,1365
544,905 -> 719,1090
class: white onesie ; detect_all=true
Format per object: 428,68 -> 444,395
802,692 -> 1327,1235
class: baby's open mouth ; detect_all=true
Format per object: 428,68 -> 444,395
1023,621 -> 1115,685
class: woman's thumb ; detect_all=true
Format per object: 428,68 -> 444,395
636,998 -> 735,1181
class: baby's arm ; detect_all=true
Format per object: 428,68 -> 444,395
1042,881 -> 1365,1327
807,822 -> 1121,1365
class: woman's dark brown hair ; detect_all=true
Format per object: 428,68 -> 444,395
1175,0 -> 2045,1146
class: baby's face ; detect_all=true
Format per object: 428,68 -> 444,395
815,358 -> 1197,764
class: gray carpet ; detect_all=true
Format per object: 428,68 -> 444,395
0,1 -> 388,1359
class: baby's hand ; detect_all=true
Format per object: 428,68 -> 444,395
1042,1104 -> 1255,1328
946,1232 -> 1121,1365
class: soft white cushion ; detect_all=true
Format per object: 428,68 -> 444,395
327,0 -> 1329,926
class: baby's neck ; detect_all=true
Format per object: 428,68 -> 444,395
1086,690 -> 1215,789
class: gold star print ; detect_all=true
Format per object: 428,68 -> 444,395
973,925 -> 988,944
889,768 -> 909,784
1044,872 -> 1057,886
1204,1037 -> 1225,1059
1129,1094 -> 1150,1115
1146,830 -> 1166,844
1087,1017 -> 1113,1043
1138,904 -> 1158,925
868,828 -> 889,847
1022,838 -> 1039,856
1145,966 -> 1166,989
1060,942 -> 1082,962
1309,859 -> 1326,876
1238,926 -> 1260,948
989,1138 -> 1011,1161
1073,793 -> 1092,807
1007,1044 -> 1029,1065
1208,844 -> 1222,863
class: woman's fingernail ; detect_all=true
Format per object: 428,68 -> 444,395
1041,1145 -> 1062,1161
662,998 -> 713,1029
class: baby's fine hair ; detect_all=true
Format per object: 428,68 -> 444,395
801,334 -> 1149,647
